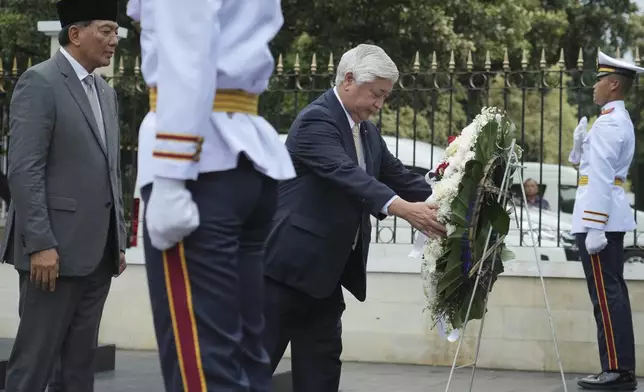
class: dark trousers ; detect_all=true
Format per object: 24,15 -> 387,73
576,231 -> 636,373
142,155 -> 277,392
263,277 -> 345,392
5,247 -> 113,392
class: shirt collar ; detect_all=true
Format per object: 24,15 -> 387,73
602,100 -> 625,112
59,47 -> 92,83
333,86 -> 357,130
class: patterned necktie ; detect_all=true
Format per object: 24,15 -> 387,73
353,123 -> 365,170
83,75 -> 106,147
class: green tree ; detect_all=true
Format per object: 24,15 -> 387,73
487,71 -> 581,164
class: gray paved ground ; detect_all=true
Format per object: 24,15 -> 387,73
94,350 -> 641,391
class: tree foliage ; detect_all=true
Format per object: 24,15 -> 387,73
2,0 -> 644,209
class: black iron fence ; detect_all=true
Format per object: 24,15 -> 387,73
0,49 -> 642,262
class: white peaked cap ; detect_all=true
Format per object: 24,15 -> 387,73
597,50 -> 644,78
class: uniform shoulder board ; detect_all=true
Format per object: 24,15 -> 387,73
600,107 -> 615,116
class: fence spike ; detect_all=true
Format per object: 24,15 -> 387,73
577,47 -> 584,70
431,51 -> 437,72
327,53 -> 334,73
12,56 -> 18,76
277,54 -> 283,75
503,48 -> 509,71
521,49 -> 528,70
413,51 -> 420,73
636,47 -> 641,66
118,56 -> 124,76
448,50 -> 455,72
540,48 -> 546,69
466,50 -> 473,72
134,56 -> 141,75
616,46 -> 621,59
311,53 -> 317,74
558,48 -> 565,69
294,53 -> 300,74
484,50 -> 491,71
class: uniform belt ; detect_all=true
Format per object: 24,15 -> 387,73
148,87 -> 259,115
578,175 -> 624,186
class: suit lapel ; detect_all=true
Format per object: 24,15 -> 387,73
95,78 -> 115,165
55,52 -> 108,160
325,89 -> 359,164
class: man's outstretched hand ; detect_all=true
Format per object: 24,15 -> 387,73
389,199 -> 447,238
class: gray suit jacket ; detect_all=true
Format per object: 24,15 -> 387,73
0,50 -> 127,277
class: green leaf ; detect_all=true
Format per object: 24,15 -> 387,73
448,227 -> 467,241
456,290 -> 485,327
450,176 -> 476,227
473,223 -> 491,263
488,198 -> 510,236
475,121 -> 499,163
450,203 -> 468,226
436,262 -> 464,297
436,240 -> 459,272
500,247 -> 516,262
465,160 -> 484,183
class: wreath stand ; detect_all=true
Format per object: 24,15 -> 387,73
442,139 -> 568,392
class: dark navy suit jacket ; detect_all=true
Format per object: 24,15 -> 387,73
264,89 -> 432,302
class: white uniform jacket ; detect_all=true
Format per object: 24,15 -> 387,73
571,100 -> 636,234
127,0 -> 295,189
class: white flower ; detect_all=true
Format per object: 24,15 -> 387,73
445,143 -> 458,157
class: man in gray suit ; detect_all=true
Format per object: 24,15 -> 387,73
0,0 -> 127,390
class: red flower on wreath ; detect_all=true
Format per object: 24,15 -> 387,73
447,135 -> 457,145
436,161 -> 449,177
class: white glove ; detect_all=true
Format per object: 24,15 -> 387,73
585,229 -> 607,255
145,177 -> 199,251
568,116 -> 588,165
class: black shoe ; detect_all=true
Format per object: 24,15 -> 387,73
577,370 -> 638,390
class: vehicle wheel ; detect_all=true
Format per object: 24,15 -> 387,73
624,248 -> 644,264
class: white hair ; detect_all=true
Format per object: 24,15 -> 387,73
334,44 -> 399,86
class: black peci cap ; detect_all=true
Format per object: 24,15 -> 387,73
56,0 -> 118,28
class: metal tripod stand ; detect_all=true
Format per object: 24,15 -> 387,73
442,139 -> 568,392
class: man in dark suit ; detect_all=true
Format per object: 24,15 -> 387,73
0,0 -> 126,390
263,44 -> 446,391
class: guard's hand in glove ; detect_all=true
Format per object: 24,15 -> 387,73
585,229 -> 607,255
145,177 -> 199,251
568,116 -> 588,165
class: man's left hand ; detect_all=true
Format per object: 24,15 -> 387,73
586,229 -> 607,255
116,251 -> 127,276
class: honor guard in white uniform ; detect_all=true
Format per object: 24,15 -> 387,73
568,50 -> 642,390
127,1 -> 295,391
